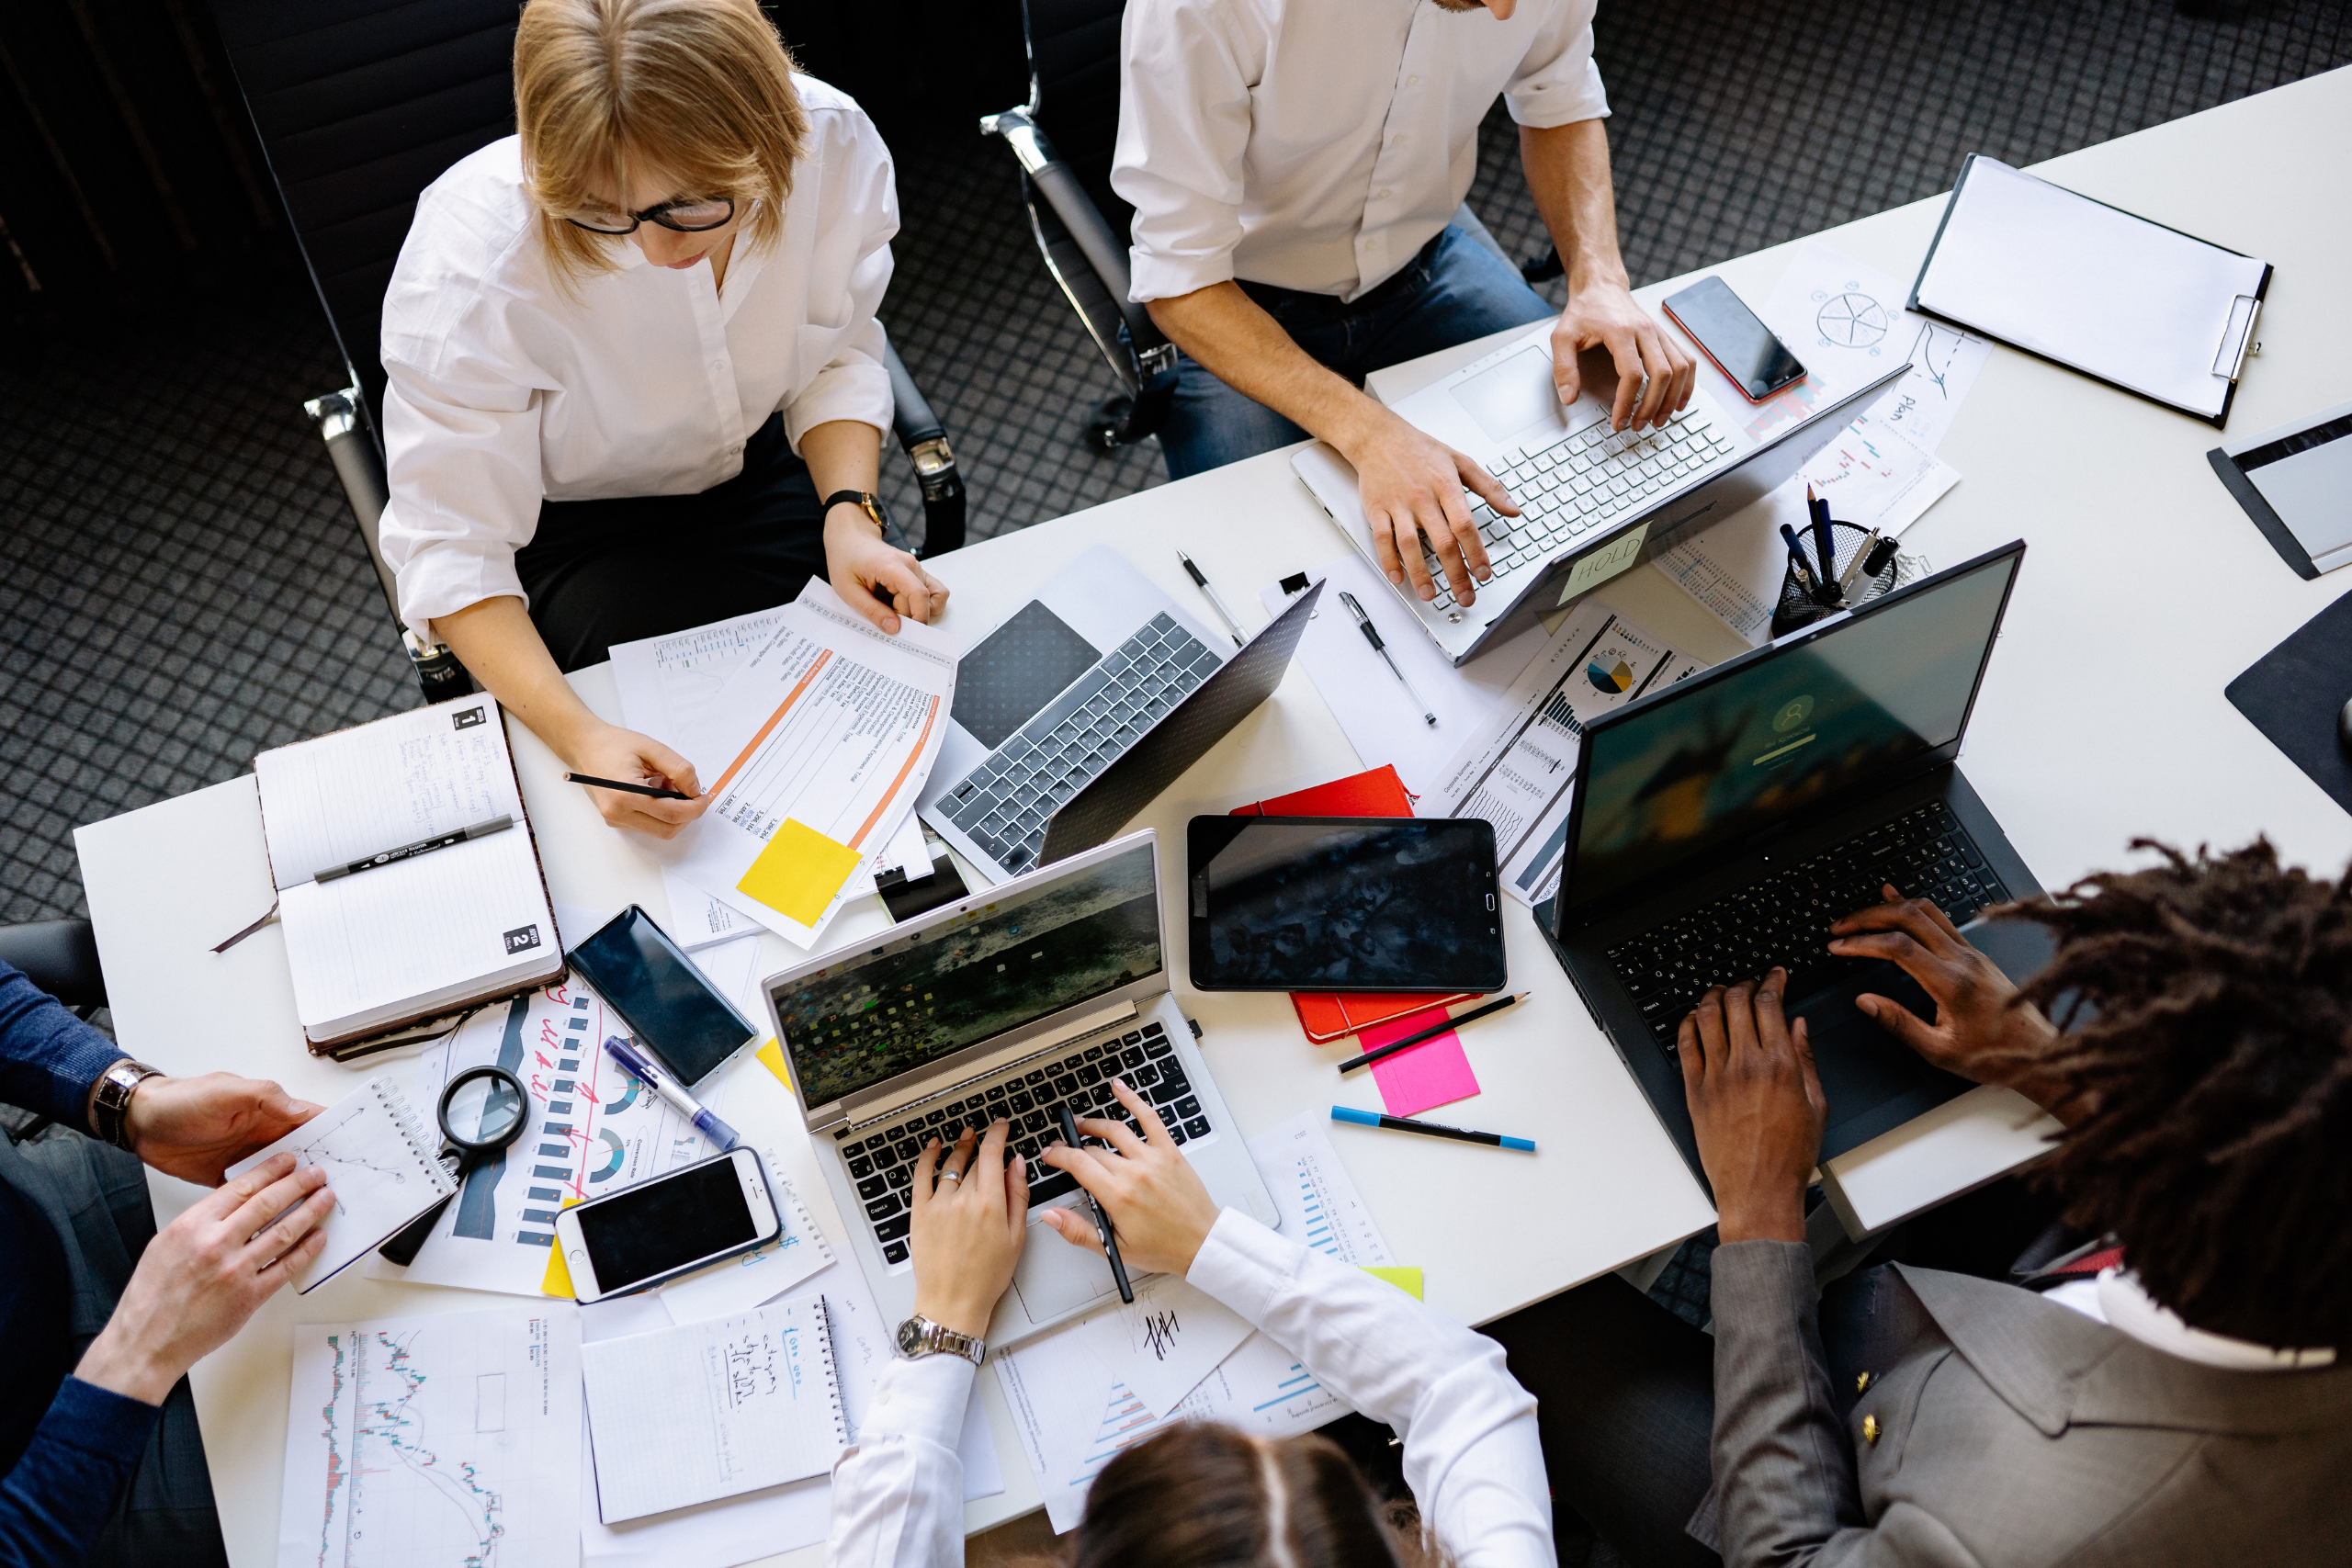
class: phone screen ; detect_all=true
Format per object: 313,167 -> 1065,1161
566,907 -> 757,1088
574,1155 -> 762,1293
1663,276 -> 1806,401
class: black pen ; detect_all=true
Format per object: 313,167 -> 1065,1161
1777,524 -> 1824,598
1336,991 -> 1529,1074
313,815 -> 511,884
563,773 -> 696,801
1055,1102 -> 1133,1303
1807,487 -> 1841,604
1338,591 -> 1437,728
1175,549 -> 1246,648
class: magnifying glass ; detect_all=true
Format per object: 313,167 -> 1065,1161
378,1065 -> 530,1266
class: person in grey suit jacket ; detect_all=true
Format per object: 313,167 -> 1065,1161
1488,838 -> 2351,1566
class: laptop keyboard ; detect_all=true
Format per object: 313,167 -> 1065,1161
1606,803 -> 2010,1053
935,613 -> 1217,874
833,1018 -> 1214,1267
1424,407 -> 1735,612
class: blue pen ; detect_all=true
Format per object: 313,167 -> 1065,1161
1331,1105 -> 1534,1151
602,1035 -> 741,1150
1777,523 -> 1824,596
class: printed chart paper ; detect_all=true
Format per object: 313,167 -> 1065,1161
224,1076 -> 453,1293
659,582 -> 956,948
1246,1110 -> 1395,1267
1758,241 -> 1991,456
277,1304 -> 581,1568
1075,1274 -> 1256,1417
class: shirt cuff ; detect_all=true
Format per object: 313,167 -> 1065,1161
1506,61 -> 1611,130
1183,1206 -> 1302,1325
389,532 -> 530,638
856,1351 -> 977,1450
51,1377 -> 164,1459
781,361 -> 894,452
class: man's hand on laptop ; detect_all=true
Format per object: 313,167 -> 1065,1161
909,1121 -> 1027,1339
1828,886 -> 2078,1124
1340,402 -> 1514,607
1551,280 -> 1695,433
1039,1078 -> 1221,1278
1679,970 -> 1825,1245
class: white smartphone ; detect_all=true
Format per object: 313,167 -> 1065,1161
553,1148 -> 782,1303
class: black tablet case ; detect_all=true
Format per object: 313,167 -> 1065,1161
2224,592 -> 2352,817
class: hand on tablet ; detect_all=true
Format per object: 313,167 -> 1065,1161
1039,1079 -> 1221,1278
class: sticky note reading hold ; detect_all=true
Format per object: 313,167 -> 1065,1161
539,1198 -> 585,1298
738,818 -> 863,926
1363,1267 -> 1423,1300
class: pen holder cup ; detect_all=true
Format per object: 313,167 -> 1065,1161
1771,521 -> 1899,637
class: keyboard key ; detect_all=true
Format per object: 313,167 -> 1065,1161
842,1139 -> 864,1157
1173,1096 -> 1202,1120
882,1240 -> 910,1265
856,1175 -> 887,1201
1182,1117 -> 1212,1139
1168,1123 -> 1189,1146
876,1214 -> 910,1242
848,1156 -> 874,1179
1149,1080 -> 1185,1106
893,1138 -> 922,1163
984,1084 -> 1008,1101
1140,1021 -> 1163,1037
1144,1036 -> 1175,1058
1027,1168 -> 1081,1205
865,1193 -> 904,1222
1082,1043 -> 1106,1060
885,1165 -> 911,1190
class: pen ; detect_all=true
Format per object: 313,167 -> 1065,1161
563,773 -> 696,801
601,1035 -> 740,1150
1338,591 -> 1437,728
1837,526 -> 1884,597
1336,991 -> 1530,1075
1860,535 -> 1901,581
1807,488 -> 1843,605
1777,524 -> 1824,597
1055,1102 -> 1133,1303
1330,1106 -> 1535,1151
1175,549 -> 1246,648
313,815 -> 512,884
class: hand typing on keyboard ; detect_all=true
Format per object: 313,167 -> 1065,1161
1035,1077 -> 1223,1278
906,1120 -> 1026,1338
1335,402 -> 1514,608
1676,969 -> 1823,1245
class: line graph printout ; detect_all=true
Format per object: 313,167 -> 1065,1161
657,581 -> 957,949
225,1077 -> 454,1293
1758,240 -> 1991,456
277,1305 -> 581,1568
1246,1110 -> 1394,1267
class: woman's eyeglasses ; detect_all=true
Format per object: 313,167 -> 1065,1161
563,196 -> 735,235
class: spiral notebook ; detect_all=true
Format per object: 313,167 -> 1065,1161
581,1298 -> 846,1523
222,1076 -> 457,1294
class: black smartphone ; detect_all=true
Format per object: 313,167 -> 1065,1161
564,905 -> 759,1090
1662,276 -> 1806,402
553,1147 -> 782,1302
1187,817 -> 1506,993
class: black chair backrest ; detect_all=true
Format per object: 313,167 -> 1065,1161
1023,0 -> 1130,237
208,0 -> 522,446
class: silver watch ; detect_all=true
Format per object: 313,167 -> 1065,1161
91,1059 -> 164,1150
896,1314 -> 985,1367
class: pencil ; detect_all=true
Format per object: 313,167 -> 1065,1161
562,773 -> 696,801
1335,992 -> 1529,1075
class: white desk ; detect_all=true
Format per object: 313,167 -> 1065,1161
74,63 -> 2352,1568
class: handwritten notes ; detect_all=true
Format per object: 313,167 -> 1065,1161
1075,1273 -> 1256,1416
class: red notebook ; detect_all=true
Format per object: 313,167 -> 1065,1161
1230,766 -> 1478,1043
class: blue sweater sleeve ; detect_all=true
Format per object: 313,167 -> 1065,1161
0,1380 -> 160,1568
0,962 -> 123,1131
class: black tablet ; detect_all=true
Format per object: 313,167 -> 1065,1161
1187,817 -> 1506,993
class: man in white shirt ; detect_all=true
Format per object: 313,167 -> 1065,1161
1114,0 -> 1694,611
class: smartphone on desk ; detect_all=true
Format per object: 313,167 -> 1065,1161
565,905 -> 759,1092
554,1147 -> 782,1303
1662,276 -> 1806,402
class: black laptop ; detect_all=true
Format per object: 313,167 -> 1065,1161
1536,541 -> 2041,1188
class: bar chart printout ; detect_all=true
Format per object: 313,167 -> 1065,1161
277,1305 -> 581,1568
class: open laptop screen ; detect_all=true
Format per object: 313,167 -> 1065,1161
1562,547 -> 2021,920
771,842 -> 1161,1107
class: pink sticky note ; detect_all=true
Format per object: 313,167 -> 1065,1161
1362,1006 -> 1481,1118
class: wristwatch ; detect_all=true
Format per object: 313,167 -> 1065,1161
820,489 -> 890,531
895,1314 -> 986,1367
90,1059 -> 164,1150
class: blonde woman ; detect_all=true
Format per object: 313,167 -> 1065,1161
377,0 -> 944,837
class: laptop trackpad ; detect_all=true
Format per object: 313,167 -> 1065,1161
1011,1205 -> 1120,1322
1789,962 -> 1974,1159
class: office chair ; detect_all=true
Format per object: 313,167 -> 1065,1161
0,920 -> 107,1020
982,0 -> 1525,454
204,0 -> 967,705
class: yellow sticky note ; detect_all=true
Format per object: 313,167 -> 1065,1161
539,1198 -> 584,1297
1363,1266 -> 1423,1300
738,819 -> 863,927
755,1038 -> 791,1089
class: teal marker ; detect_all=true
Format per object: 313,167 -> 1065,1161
1331,1106 -> 1534,1151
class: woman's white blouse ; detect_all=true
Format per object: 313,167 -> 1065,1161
826,1209 -> 1553,1567
374,75 -> 897,637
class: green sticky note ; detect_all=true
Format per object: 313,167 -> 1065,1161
1363,1266 -> 1423,1300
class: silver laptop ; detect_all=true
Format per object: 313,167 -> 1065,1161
1293,320 -> 1909,665
759,829 -> 1276,1348
919,543 -> 1323,884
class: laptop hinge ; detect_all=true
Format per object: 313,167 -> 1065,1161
837,998 -> 1141,1135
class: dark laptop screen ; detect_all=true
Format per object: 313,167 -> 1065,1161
1563,548 -> 2020,919
771,842 -> 1161,1107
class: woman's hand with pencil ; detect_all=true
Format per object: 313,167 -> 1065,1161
1040,1079 -> 1222,1278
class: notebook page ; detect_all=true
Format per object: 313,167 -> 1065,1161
581,1300 -> 844,1523
1914,158 -> 2266,418
277,828 -> 555,1036
256,697 -> 524,889
224,1076 -> 454,1292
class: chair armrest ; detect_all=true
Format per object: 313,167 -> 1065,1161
0,920 -> 106,1013
879,338 -> 967,558
981,107 -> 1165,352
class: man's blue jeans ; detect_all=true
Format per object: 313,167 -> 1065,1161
1158,223 -> 1555,480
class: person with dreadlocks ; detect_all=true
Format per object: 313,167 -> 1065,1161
1484,838 -> 2352,1567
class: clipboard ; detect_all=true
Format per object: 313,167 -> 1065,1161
1907,153 -> 2272,428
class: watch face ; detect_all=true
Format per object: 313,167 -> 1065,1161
897,1317 -> 925,1355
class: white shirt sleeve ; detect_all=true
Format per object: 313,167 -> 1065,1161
1187,1209 -> 1555,1568
1504,2 -> 1610,130
1112,0 -> 1261,304
825,1352 -> 976,1568
781,102 -> 900,448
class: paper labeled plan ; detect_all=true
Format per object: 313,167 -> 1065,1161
1247,1109 -> 1394,1267
1075,1274 -> 1256,1416
660,581 -> 957,948
276,1304 -> 581,1568
225,1076 -> 454,1293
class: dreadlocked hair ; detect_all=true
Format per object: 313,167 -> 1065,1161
1995,837 -> 2352,1350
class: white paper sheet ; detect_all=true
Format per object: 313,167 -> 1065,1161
1246,1110 -> 1394,1267
1256,554 -> 1548,803
225,1076 -> 454,1293
1074,1274 -> 1257,1417
276,1304 -> 582,1568
1756,241 -> 1992,454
